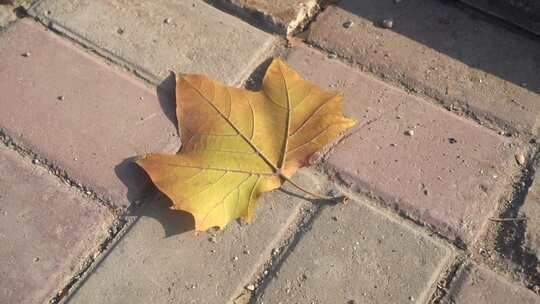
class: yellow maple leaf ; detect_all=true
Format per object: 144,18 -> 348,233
137,59 -> 356,231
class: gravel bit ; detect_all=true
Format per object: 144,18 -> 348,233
515,154 -> 525,166
381,18 -> 394,29
342,20 -> 354,28
404,129 -> 414,136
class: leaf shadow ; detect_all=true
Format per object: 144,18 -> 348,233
156,71 -> 178,134
114,157 -> 195,237
277,187 -> 340,207
130,191 -> 196,238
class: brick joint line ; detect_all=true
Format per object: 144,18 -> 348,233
0,128 -> 122,214
48,216 -> 130,304
0,128 -> 139,303
301,41 -> 532,141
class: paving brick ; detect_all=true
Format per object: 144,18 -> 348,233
64,172 -> 318,304
286,45 -> 519,245
0,145 -> 114,304
306,0 -> 540,135
460,0 -> 540,36
207,0 -> 318,34
520,168 -> 540,260
260,197 -> 453,304
29,0 -> 274,85
0,20 -> 179,207
444,262 -> 539,303
0,4 -> 16,27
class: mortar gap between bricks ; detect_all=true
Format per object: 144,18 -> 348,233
315,161 -> 467,250
49,190 -> 161,303
474,146 -> 540,294
299,41 -> 534,143
245,203 -> 324,303
0,128 -> 125,214
23,14 -> 161,87
48,215 -> 133,304
228,170 -> 340,303
428,254 -> 468,304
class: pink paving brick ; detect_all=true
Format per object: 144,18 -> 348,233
306,0 -> 540,136
0,19 -> 180,207
0,145 -> 114,304
444,263 -> 539,303
286,45 -> 519,245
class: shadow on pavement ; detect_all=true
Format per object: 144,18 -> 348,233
324,0 -> 540,94
156,72 -> 178,133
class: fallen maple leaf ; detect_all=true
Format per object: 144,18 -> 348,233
137,59 -> 356,231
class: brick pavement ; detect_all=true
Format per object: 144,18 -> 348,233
0,0 -> 538,303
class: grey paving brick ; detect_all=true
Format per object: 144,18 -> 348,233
29,0 -> 275,85
444,262 -> 539,303
0,4 -> 16,27
64,172 -> 319,304
207,0 -> 319,34
259,197 -> 453,304
0,145 -> 114,304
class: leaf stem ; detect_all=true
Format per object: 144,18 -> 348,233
282,175 -> 334,200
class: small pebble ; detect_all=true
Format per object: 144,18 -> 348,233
328,53 -> 337,59
515,154 -> 525,166
117,28 -> 124,35
208,236 -> 217,243
342,20 -> 354,28
164,17 -> 172,24
448,138 -> 457,144
57,95 -> 65,101
32,159 -> 40,164
381,18 -> 394,29
404,129 -> 414,136
21,52 -> 31,57
33,257 -> 40,262
246,284 -> 255,291
232,256 -> 238,261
